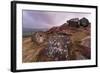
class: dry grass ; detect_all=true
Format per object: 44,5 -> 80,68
22,37 -> 46,62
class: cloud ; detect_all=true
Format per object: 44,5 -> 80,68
22,10 -> 91,29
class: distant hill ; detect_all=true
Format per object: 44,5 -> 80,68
23,28 -> 49,32
23,28 -> 49,37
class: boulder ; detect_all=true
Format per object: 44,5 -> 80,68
80,17 -> 90,27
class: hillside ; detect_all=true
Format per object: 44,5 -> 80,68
22,18 -> 91,62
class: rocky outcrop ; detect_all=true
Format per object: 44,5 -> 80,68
31,17 -> 91,61
67,18 -> 80,28
67,17 -> 90,28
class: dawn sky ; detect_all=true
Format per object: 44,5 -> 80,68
22,10 -> 91,29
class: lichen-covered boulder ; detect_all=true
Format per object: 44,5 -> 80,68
31,31 -> 46,44
42,33 -> 71,61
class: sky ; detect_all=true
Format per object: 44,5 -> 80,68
22,10 -> 91,29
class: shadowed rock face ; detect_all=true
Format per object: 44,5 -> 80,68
81,36 -> 91,48
67,18 -> 80,28
80,36 -> 91,59
80,17 -> 90,27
